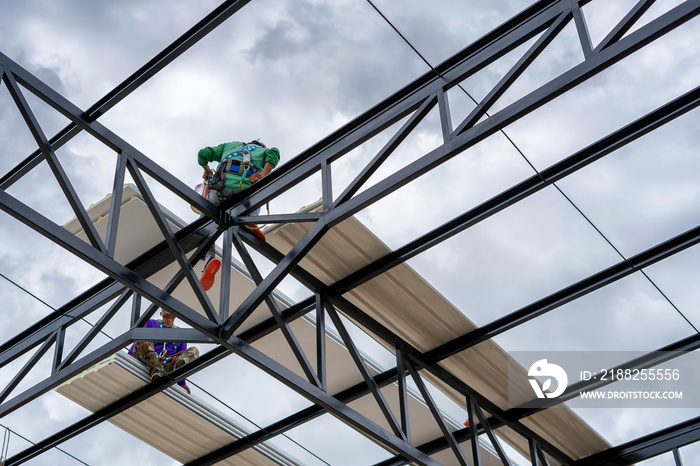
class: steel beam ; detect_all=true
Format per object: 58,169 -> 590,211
456,10 -> 571,133
594,0 -> 657,53
221,334 -> 440,466
2,72 -> 107,253
223,219 -> 329,336
231,229 -> 321,387
57,290 -> 133,370
227,0 -> 700,218
0,189 -> 218,338
186,314 -> 700,466
326,303 -> 405,440
572,416 -> 700,466
424,221 -> 700,364
223,0 -> 575,217
380,334 -> 700,465
330,82 -> 700,296
330,293 -> 574,465
0,52 -> 218,220
404,356 -> 469,466
127,157 -> 219,322
0,0 -> 252,192
674,448 -> 684,466
183,367 -> 403,466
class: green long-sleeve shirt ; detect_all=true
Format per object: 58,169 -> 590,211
198,141 -> 280,190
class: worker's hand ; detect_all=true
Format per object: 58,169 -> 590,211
202,165 -> 213,180
249,163 -> 273,183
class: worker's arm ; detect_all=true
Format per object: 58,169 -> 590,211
248,147 -> 280,183
198,144 -> 226,179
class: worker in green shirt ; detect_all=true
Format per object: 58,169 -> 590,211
197,139 -> 280,290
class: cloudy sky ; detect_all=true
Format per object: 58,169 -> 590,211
1,0 -> 700,464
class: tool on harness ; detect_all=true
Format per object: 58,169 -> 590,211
209,144 -> 263,203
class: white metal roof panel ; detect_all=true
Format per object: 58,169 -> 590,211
56,352 -> 300,466
264,201 -> 610,461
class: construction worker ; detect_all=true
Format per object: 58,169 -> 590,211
128,309 -> 199,394
197,139 -> 280,290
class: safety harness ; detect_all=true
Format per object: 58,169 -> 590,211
209,144 -> 263,202
157,320 -> 182,364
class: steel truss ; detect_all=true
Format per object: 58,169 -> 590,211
1,0 -> 699,464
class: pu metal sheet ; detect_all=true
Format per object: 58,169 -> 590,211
56,352 -> 300,466
264,201 -> 610,460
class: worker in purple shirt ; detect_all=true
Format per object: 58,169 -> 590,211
128,309 -> 199,394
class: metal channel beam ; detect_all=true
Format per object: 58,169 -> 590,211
378,334 -> 700,465
172,2 -> 700,464
6,298 -> 318,465
330,83 -> 700,297
0,52 -> 218,220
6,325 -> 441,466
572,416 -> 700,466
184,367 -> 404,466
0,192 -> 220,417
2,72 -> 107,253
424,219 -> 700,365
0,214 -> 216,369
221,335 -> 440,466
227,0 -> 699,218
315,0 -> 700,227
196,79 -> 700,463
221,0 -> 700,338
6,343 -> 230,465
330,294 -> 574,465
5,0 -> 696,400
217,250 -> 700,466
0,0 -> 252,191
223,0 -> 576,216
0,191 -> 218,354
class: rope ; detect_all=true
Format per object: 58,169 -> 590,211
190,382 -> 332,465
0,423 -> 89,465
0,272 -> 115,339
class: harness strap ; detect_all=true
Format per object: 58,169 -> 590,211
210,144 -> 263,201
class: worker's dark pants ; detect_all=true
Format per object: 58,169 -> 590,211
131,342 -> 199,377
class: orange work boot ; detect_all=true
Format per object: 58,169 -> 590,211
200,258 -> 221,291
245,224 -> 266,241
